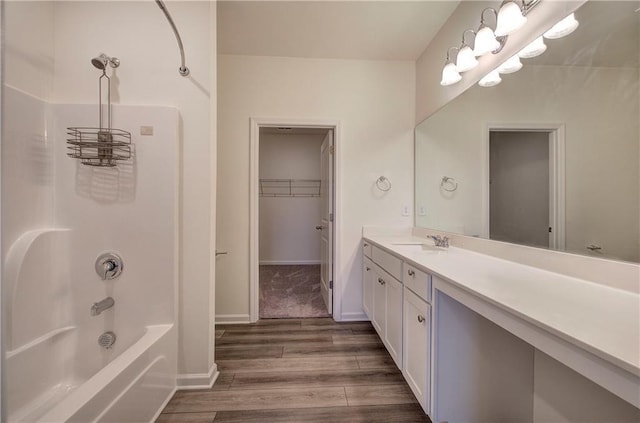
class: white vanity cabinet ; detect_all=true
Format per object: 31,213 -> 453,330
362,257 -> 374,319
364,242 -> 404,368
403,278 -> 431,413
362,242 -> 374,319
371,266 -> 403,367
371,268 -> 387,335
382,271 -> 403,367
362,240 -> 433,410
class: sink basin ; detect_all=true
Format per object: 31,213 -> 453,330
390,243 -> 446,252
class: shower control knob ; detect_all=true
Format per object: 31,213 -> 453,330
95,252 -> 124,280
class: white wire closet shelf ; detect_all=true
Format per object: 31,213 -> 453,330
260,179 -> 321,197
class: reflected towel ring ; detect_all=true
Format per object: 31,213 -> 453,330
376,176 -> 392,192
441,176 -> 458,192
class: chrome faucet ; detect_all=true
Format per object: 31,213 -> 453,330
428,235 -> 449,248
91,297 -> 115,316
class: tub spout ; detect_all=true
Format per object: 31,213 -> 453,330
91,297 -> 114,316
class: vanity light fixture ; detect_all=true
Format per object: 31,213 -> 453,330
478,69 -> 502,87
440,47 -> 462,86
518,36 -> 547,58
474,8 -> 506,56
495,0 -> 542,37
543,13 -> 579,39
497,54 -> 523,74
456,29 -> 479,72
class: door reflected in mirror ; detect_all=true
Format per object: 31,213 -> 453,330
415,1 -> 639,263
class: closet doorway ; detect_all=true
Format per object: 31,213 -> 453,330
249,119 -> 339,322
485,124 -> 565,250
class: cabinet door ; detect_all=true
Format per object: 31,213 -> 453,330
403,287 -> 430,413
363,258 -> 374,319
372,269 -> 386,336
385,276 -> 403,369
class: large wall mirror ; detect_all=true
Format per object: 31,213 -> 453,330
415,1 -> 639,263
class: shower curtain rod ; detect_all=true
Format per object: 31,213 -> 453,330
155,0 -> 190,77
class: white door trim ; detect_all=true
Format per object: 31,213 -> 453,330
249,118 -> 341,323
482,123 -> 566,249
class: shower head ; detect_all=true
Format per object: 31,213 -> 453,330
92,54 -> 108,69
91,54 -> 120,70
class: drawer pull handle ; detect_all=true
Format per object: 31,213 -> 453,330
407,269 -> 415,276
378,278 -> 385,285
366,267 -> 371,271
417,315 -> 425,323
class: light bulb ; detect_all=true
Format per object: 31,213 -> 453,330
495,1 -> 527,37
456,45 -> 479,72
478,70 -> 502,87
474,25 -> 501,57
518,36 -> 547,58
544,13 -> 579,39
497,55 -> 523,74
440,62 -> 462,86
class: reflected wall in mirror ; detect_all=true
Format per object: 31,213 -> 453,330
415,1 -> 639,263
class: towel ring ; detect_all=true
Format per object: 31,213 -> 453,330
376,176 -> 392,192
441,176 -> 458,192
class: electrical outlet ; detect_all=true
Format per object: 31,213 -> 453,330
418,206 -> 426,216
402,205 -> 410,216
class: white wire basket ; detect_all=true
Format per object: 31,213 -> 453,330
67,127 -> 131,167
67,55 -> 132,167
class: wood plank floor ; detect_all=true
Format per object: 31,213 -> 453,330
157,318 -> 430,422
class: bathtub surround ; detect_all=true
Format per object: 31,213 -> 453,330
3,0 -> 216,420
3,85 -> 179,421
51,1 -> 216,386
259,265 -> 330,319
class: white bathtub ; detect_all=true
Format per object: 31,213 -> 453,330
8,324 -> 176,423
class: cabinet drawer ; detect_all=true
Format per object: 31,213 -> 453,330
372,246 -> 402,281
403,263 -> 431,303
363,240 -> 373,258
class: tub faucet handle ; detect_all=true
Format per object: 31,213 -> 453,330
95,252 -> 124,280
102,260 -> 116,278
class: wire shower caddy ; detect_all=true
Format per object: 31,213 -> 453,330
67,54 -> 131,167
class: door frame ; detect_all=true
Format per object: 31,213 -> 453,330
249,118 -> 341,323
482,123 -> 566,250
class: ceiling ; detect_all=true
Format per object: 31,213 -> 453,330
217,1 -> 459,61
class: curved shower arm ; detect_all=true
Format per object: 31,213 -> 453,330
155,0 -> 190,77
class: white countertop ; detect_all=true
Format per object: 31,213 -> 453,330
364,235 -> 640,377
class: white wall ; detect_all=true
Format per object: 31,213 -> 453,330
50,1 -> 215,384
259,133 -> 323,264
3,1 -> 55,101
2,1 -> 56,252
416,65 -> 639,262
217,55 -> 415,321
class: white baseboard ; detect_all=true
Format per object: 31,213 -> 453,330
176,364 -> 219,390
339,311 -> 368,321
259,260 -> 321,265
216,314 -> 251,324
